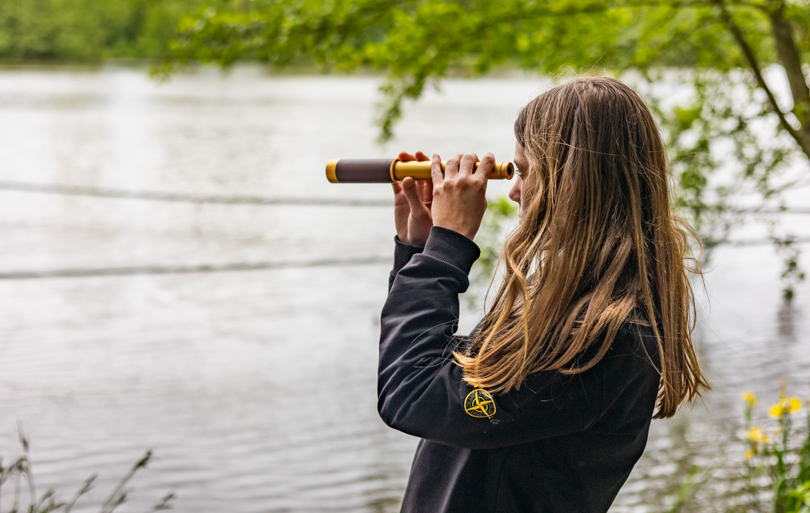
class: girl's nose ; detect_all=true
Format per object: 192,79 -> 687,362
508,176 -> 522,205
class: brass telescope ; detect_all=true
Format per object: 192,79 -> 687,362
325,158 -> 514,183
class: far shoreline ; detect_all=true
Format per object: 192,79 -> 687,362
0,59 -> 555,80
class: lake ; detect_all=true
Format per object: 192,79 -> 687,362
0,66 -> 808,512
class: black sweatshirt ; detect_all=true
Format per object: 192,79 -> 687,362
378,226 -> 661,513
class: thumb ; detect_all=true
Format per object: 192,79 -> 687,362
402,178 -> 429,218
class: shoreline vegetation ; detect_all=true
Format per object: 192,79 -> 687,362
0,0 -> 229,63
0,0 -> 527,74
0,427 -> 175,513
0,59 -> 557,80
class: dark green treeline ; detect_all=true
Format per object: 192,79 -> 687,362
0,0 -> 249,61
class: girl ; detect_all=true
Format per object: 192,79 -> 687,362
378,76 -> 709,512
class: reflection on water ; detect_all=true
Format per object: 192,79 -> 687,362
0,67 -> 808,512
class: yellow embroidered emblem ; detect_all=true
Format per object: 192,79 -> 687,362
464,388 -> 496,418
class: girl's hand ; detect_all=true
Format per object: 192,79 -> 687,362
393,151 -> 433,247
431,152 -> 491,241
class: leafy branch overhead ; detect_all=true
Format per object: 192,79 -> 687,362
158,0 -> 810,296
158,0 -> 809,145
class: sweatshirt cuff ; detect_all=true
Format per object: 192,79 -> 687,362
393,236 -> 424,274
423,226 -> 481,275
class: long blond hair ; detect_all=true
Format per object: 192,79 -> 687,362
455,76 -> 709,418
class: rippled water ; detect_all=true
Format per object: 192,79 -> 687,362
0,66 -> 808,512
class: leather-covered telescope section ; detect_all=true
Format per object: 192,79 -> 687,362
326,158 -> 514,183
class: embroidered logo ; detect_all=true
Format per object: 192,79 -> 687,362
464,388 -> 496,418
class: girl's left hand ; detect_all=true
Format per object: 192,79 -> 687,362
393,151 -> 433,247
431,153 -> 492,241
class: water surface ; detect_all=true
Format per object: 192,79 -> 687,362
0,67 -> 808,512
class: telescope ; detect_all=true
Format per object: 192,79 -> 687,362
325,158 -> 514,183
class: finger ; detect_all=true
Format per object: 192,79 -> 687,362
415,151 -> 430,162
445,153 -> 463,179
402,177 -> 429,218
476,152 -> 496,182
418,179 -> 433,205
392,183 -> 409,206
414,150 -> 432,189
398,151 -> 416,162
459,153 -> 478,177
430,154 -> 444,186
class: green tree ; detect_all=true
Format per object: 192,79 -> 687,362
156,0 -> 810,295
0,0 -> 249,61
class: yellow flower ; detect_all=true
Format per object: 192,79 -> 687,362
745,449 -> 753,460
740,391 -> 757,407
769,396 -> 803,417
787,396 -> 802,414
745,426 -> 770,443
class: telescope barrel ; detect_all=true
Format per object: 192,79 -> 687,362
325,158 -> 514,183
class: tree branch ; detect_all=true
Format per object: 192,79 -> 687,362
712,0 -> 810,159
515,0 -> 765,22
767,1 -> 810,135
517,0 -> 697,21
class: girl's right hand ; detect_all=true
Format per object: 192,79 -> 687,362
393,151 -> 433,247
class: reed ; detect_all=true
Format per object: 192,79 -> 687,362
0,425 -> 175,513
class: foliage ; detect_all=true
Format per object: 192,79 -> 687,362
0,427 -> 175,513
636,67 -> 808,295
0,0 -> 251,61
666,463 -> 722,513
156,0 -> 809,144
467,197 -> 518,306
740,385 -> 810,512
5,0 -> 806,291
158,0 -> 810,295
662,385 -> 809,512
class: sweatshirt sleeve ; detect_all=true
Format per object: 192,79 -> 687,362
389,236 -> 424,291
377,226 -> 658,450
